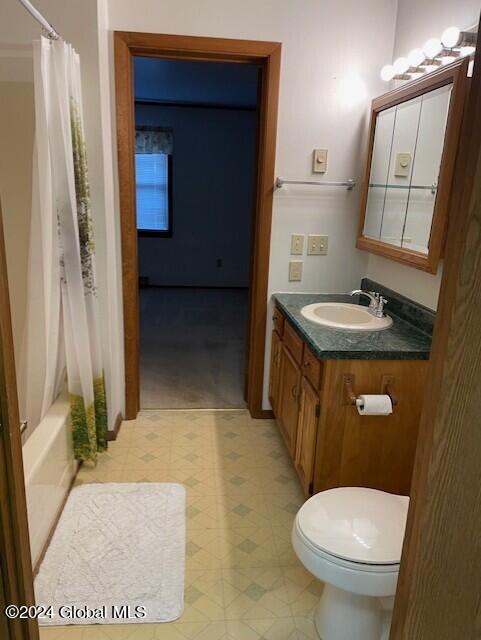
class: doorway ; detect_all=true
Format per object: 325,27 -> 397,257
134,57 -> 260,408
114,32 -> 281,419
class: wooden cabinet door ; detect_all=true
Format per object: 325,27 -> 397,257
277,344 -> 301,457
295,377 -> 320,495
268,330 -> 282,415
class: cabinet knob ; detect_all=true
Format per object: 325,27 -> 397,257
304,360 -> 310,367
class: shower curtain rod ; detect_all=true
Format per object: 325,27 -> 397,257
18,0 -> 61,41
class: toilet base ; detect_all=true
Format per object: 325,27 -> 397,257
314,584 -> 392,640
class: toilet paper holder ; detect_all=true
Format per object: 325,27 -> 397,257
343,374 -> 398,406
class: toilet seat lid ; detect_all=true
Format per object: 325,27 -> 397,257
297,487 -> 409,565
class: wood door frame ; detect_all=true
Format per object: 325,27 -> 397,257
0,202 -> 38,640
114,32 -> 281,419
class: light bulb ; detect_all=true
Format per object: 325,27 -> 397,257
424,37 -> 443,59
442,26 -> 461,48
393,57 -> 409,74
408,48 -> 425,67
380,64 -> 395,81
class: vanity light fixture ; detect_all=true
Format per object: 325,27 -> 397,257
422,38 -> 459,61
423,37 -> 443,59
393,57 -> 409,74
407,48 -> 425,67
380,25 -> 477,81
391,57 -> 413,80
441,26 -> 477,49
380,64 -> 395,81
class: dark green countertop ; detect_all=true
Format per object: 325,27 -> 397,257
273,293 -> 432,360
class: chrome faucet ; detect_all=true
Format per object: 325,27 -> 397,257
350,289 -> 388,318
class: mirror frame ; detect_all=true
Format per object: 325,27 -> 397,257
356,57 -> 469,273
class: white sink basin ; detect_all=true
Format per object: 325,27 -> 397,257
300,302 -> 393,331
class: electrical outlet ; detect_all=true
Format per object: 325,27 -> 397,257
312,149 -> 328,174
290,234 -> 304,255
289,261 -> 303,281
307,235 -> 328,255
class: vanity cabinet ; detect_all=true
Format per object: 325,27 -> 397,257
268,329 -> 282,415
295,377 -> 320,495
269,307 -> 429,497
277,344 -> 302,458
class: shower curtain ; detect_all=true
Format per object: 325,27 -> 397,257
21,36 -> 107,462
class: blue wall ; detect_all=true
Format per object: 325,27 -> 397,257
136,103 -> 258,287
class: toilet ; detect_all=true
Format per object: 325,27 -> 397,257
292,487 -> 409,640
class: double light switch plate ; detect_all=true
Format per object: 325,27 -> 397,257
307,235 -> 328,255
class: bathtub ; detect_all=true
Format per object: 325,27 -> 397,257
22,392 -> 78,568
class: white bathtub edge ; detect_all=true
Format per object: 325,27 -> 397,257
23,392 -> 78,567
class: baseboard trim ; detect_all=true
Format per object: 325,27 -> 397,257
107,412 -> 123,442
33,462 -> 81,576
139,284 -> 249,291
250,409 -> 275,419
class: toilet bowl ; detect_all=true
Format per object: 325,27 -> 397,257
292,487 -> 409,640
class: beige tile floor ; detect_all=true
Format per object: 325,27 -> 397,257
39,410 -> 322,640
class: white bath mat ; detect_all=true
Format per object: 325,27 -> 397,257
35,483 -> 185,625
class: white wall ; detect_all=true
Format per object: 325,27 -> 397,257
136,104 -> 257,287
104,0 -> 398,409
0,0 -> 124,431
364,0 -> 480,311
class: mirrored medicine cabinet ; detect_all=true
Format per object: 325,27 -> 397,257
357,58 -> 469,273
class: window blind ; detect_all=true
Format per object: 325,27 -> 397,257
135,153 -> 169,232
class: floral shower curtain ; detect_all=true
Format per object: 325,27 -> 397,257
22,37 -> 107,462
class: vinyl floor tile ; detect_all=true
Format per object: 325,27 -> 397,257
41,410 -> 314,638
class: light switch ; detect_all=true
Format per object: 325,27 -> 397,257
394,152 -> 411,177
290,234 -> 304,255
289,261 -> 303,281
312,149 -> 328,174
307,235 -> 328,255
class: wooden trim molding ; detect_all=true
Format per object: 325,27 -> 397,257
0,202 -> 38,640
252,409 -> 275,420
114,32 -> 281,419
391,22 -> 481,639
107,412 -> 123,442
356,58 -> 469,274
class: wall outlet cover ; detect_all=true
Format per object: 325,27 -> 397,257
312,149 -> 328,174
290,234 -> 304,255
289,260 -> 303,281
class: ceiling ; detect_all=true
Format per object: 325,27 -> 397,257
134,56 -> 260,108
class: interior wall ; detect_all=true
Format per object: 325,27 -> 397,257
364,0 -> 480,311
136,103 -> 257,288
104,0 -> 398,409
0,81 -> 35,368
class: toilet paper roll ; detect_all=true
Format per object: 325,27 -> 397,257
356,394 -> 393,416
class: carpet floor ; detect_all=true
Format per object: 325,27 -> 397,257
139,288 -> 248,409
